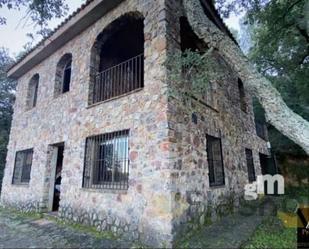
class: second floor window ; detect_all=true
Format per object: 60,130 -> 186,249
12,149 -> 33,184
83,130 -> 130,190
246,149 -> 256,182
238,78 -> 247,112
206,135 -> 225,187
55,53 -> 72,96
26,74 -> 39,109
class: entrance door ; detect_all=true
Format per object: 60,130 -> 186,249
52,144 -> 64,211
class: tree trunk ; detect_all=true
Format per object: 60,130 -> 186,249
183,0 -> 309,155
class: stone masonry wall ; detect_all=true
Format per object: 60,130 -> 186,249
1,0 -> 173,247
164,0 -> 269,240
1,0 -> 270,247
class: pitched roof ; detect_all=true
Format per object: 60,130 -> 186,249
8,0 -> 236,78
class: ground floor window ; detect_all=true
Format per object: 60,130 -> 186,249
12,149 -> 33,184
245,149 -> 256,182
206,135 -> 225,186
83,130 -> 129,190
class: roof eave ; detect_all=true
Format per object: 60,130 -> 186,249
8,0 -> 125,79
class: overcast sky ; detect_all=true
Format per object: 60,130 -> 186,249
0,1 -> 242,57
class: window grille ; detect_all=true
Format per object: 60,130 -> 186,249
83,130 -> 129,190
246,149 -> 256,182
92,54 -> 144,104
206,135 -> 225,186
12,149 -> 33,184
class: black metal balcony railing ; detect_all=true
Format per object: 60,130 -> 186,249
256,122 -> 268,140
92,54 -> 144,104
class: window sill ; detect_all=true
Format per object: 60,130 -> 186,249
53,91 -> 70,99
209,184 -> 225,189
80,187 -> 128,194
24,107 -> 36,113
87,88 -> 144,109
11,183 -> 30,187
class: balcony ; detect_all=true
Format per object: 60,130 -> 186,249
91,54 -> 144,104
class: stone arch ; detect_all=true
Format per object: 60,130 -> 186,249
89,12 -> 144,104
26,74 -> 39,109
55,53 -> 72,96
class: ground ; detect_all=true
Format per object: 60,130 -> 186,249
0,188 -> 305,248
0,208 -> 135,248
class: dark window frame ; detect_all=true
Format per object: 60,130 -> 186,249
62,59 -> 72,93
245,148 -> 256,182
27,74 -> 39,109
206,134 -> 225,187
12,149 -> 33,185
238,78 -> 247,113
83,130 -> 130,190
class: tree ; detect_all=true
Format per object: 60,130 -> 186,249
183,0 -> 309,154
0,48 -> 16,191
0,0 -> 68,28
244,0 -> 308,155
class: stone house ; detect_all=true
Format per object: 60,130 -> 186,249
1,0 -> 270,246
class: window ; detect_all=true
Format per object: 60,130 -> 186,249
12,149 -> 33,184
206,135 -> 225,186
83,130 -> 129,190
89,13 -> 144,105
238,78 -> 247,112
245,149 -> 256,182
26,74 -> 39,109
55,53 -> 72,96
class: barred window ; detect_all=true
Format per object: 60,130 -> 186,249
246,149 -> 256,182
83,130 -> 129,190
206,135 -> 225,187
12,149 -> 33,184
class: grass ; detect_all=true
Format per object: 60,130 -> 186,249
241,216 -> 297,249
242,186 -> 307,249
44,215 -> 118,240
0,205 -> 43,220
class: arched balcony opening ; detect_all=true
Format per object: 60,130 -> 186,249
89,13 -> 144,105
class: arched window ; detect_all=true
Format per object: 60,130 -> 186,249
89,12 -> 144,105
26,74 -> 39,109
55,53 -> 72,96
180,16 -> 206,52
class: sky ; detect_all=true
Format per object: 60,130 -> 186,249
0,1 -> 242,57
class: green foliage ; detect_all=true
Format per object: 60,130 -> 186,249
0,48 -> 16,191
0,0 -> 68,28
279,155 -> 309,186
54,218 -> 118,240
166,49 -> 223,100
241,0 -> 309,156
242,217 -> 296,249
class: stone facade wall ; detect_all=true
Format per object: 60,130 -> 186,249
1,0 -> 173,246
1,0 -> 269,247
164,0 -> 269,239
